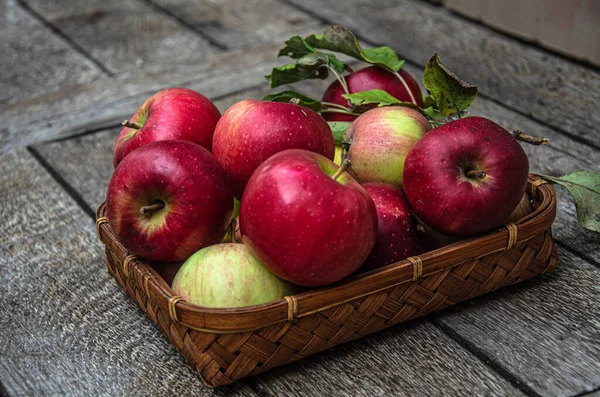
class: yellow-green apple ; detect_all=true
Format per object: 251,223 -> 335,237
345,106 -> 430,188
403,116 -> 529,237
171,243 -> 296,308
240,149 -> 378,287
113,88 -> 220,167
212,100 -> 335,198
360,183 -> 422,272
106,140 -> 233,262
322,66 -> 424,121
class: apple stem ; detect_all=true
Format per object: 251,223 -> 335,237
326,65 -> 350,96
392,70 -> 418,106
512,130 -> 549,145
466,169 -> 487,179
344,64 -> 354,73
320,108 -> 361,116
332,159 -> 352,181
321,101 -> 352,111
122,120 -> 141,130
140,201 -> 165,216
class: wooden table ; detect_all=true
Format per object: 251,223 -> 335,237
2,0 -> 599,395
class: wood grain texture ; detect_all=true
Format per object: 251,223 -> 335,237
0,26 -> 321,154
21,0 -> 217,75
434,246 -> 600,397
148,0 -> 322,49
0,0 -> 104,105
0,150 -> 256,396
286,0 -> 600,149
254,320 -> 525,397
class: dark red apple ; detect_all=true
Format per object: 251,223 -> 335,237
240,149 -> 377,287
360,183 -> 422,272
212,99 -> 335,198
403,117 -> 529,237
322,66 -> 424,121
113,87 -> 221,167
106,140 -> 233,262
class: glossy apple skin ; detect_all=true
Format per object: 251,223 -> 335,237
113,88 -> 221,167
403,117 -> 529,237
212,100 -> 335,198
345,106 -> 430,188
106,140 -> 233,262
240,149 -> 378,287
172,244 -> 296,308
360,183 -> 422,272
322,66 -> 424,121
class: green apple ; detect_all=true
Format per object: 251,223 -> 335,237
345,106 -> 430,188
171,243 -> 296,308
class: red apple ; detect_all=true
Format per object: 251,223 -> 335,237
113,87 -> 221,167
106,140 -> 233,262
345,106 -> 430,188
240,149 -> 378,287
322,66 -> 424,121
212,99 -> 335,198
172,243 -> 296,308
403,116 -> 529,237
360,183 -> 422,272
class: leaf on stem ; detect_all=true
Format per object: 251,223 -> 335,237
305,25 -> 405,72
262,90 -> 326,112
423,54 -> 478,118
541,171 -> 600,234
328,122 -> 352,145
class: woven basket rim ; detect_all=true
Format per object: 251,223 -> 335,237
97,174 -> 556,333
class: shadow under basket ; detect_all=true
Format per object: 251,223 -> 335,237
96,175 -> 557,388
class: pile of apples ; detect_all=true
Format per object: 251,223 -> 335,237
106,37 -> 531,309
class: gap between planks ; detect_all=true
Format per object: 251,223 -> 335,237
15,0 -> 113,77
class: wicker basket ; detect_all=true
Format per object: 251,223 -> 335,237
96,175 -> 557,388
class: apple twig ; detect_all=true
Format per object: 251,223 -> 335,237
512,130 -> 549,145
332,159 -> 352,181
122,120 -> 141,130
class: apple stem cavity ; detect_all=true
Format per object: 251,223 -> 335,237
466,169 -> 487,179
122,120 -> 142,130
140,201 -> 165,216
392,70 -> 418,106
512,130 -> 549,146
332,159 -> 352,181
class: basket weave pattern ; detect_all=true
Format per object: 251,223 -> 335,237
97,176 -> 557,387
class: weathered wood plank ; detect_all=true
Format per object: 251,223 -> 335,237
0,24 -> 322,154
148,0 -> 322,49
434,246 -> 600,397
286,0 -> 600,149
21,0 -> 217,76
0,150 -> 256,396
255,320 -> 525,396
1,0 -> 105,105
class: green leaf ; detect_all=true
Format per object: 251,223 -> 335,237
262,90 -> 326,112
343,89 -> 402,107
342,89 -> 425,115
541,171 -> 600,234
277,35 -> 315,59
423,54 -> 478,118
305,25 -> 405,72
328,122 -> 352,145
265,62 -> 329,88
